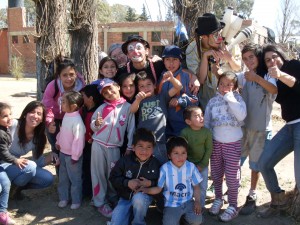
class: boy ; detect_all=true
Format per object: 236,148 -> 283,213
130,71 -> 182,164
80,84 -> 102,198
238,43 -> 277,215
140,136 -> 203,225
90,78 -> 135,217
108,128 -> 161,225
159,45 -> 198,138
180,106 -> 213,209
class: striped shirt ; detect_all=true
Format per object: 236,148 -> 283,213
158,160 -> 202,207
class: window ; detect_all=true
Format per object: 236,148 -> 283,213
12,36 -> 18,44
151,32 -> 161,42
33,36 -> 38,43
122,32 -> 139,42
23,35 -> 29,44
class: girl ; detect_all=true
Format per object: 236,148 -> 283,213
42,57 -> 85,165
3,101 -> 54,198
204,71 -> 247,222
0,103 -> 17,225
98,57 -> 118,79
56,91 -> 85,210
117,72 -> 136,104
90,78 -> 135,218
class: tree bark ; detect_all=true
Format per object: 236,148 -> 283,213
35,0 -> 67,100
70,0 -> 98,84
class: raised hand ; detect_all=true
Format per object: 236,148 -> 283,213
95,112 -> 103,126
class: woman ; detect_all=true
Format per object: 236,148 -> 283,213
42,57 -> 85,157
2,101 -> 54,196
258,44 -> 300,217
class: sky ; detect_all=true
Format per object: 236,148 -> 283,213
0,0 -> 289,31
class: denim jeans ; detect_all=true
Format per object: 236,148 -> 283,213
1,160 -> 53,189
0,168 -> 11,212
162,200 -> 202,225
58,153 -> 82,204
258,122 -> 300,192
199,167 -> 208,208
110,192 -> 153,225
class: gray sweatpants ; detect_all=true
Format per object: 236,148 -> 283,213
91,142 -> 120,207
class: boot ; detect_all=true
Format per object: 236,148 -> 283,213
257,191 -> 287,218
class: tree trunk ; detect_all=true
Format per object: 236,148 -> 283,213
173,0 -> 214,38
70,0 -> 98,84
287,186 -> 300,221
35,0 -> 67,100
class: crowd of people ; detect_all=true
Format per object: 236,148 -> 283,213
0,12 -> 299,225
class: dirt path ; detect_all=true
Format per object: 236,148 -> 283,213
0,76 -> 298,225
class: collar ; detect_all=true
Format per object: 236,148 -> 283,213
105,97 -> 126,106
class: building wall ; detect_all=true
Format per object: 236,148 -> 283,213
0,29 -> 9,74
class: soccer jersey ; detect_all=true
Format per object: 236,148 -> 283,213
158,160 -> 202,207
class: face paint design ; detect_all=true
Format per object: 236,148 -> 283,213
127,42 -> 147,62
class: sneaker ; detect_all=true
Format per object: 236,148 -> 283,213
58,200 -> 68,208
239,195 -> 257,215
0,212 -> 16,225
98,204 -> 113,218
70,203 -> 81,210
219,206 -> 238,222
206,184 -> 215,199
209,199 -> 223,215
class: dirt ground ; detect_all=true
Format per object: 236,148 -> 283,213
0,76 -> 298,225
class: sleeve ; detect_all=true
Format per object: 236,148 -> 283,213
264,74 -> 277,101
0,133 -> 17,163
198,129 -> 213,168
204,101 -> 212,130
191,163 -> 203,186
223,92 -> 247,121
237,72 -> 245,88
126,110 -> 135,151
177,93 -> 198,108
71,119 -> 86,160
185,41 -> 199,74
42,80 -> 58,126
109,157 -> 129,190
157,166 -> 167,189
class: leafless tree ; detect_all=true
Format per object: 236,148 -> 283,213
277,0 -> 299,43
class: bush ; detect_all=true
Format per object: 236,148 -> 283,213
10,56 -> 24,80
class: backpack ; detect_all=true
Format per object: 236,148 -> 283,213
43,60 -> 59,99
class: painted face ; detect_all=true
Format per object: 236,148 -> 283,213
264,51 -> 284,69
101,84 -> 120,101
137,79 -> 155,96
169,146 -> 187,168
187,108 -> 204,130
121,77 -> 136,100
127,41 -> 148,62
207,30 -> 223,49
218,76 -> 235,96
25,106 -> 43,128
61,96 -> 71,113
133,140 -> 154,162
0,108 -> 12,128
164,57 -> 181,73
242,51 -> 259,71
59,66 -> 77,91
100,60 -> 117,79
111,48 -> 128,68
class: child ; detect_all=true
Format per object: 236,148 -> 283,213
90,78 -> 135,218
204,71 -> 247,222
0,103 -> 19,225
130,71 -> 182,164
56,91 -> 86,210
180,106 -> 213,209
159,45 -> 198,137
140,136 -> 203,225
117,72 -> 137,104
98,56 -> 118,79
108,128 -> 161,225
238,43 -> 277,215
80,84 -> 102,198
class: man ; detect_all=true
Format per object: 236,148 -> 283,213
186,13 -> 241,110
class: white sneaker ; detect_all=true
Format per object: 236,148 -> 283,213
219,206 -> 238,222
58,200 -> 68,208
70,203 -> 81,210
